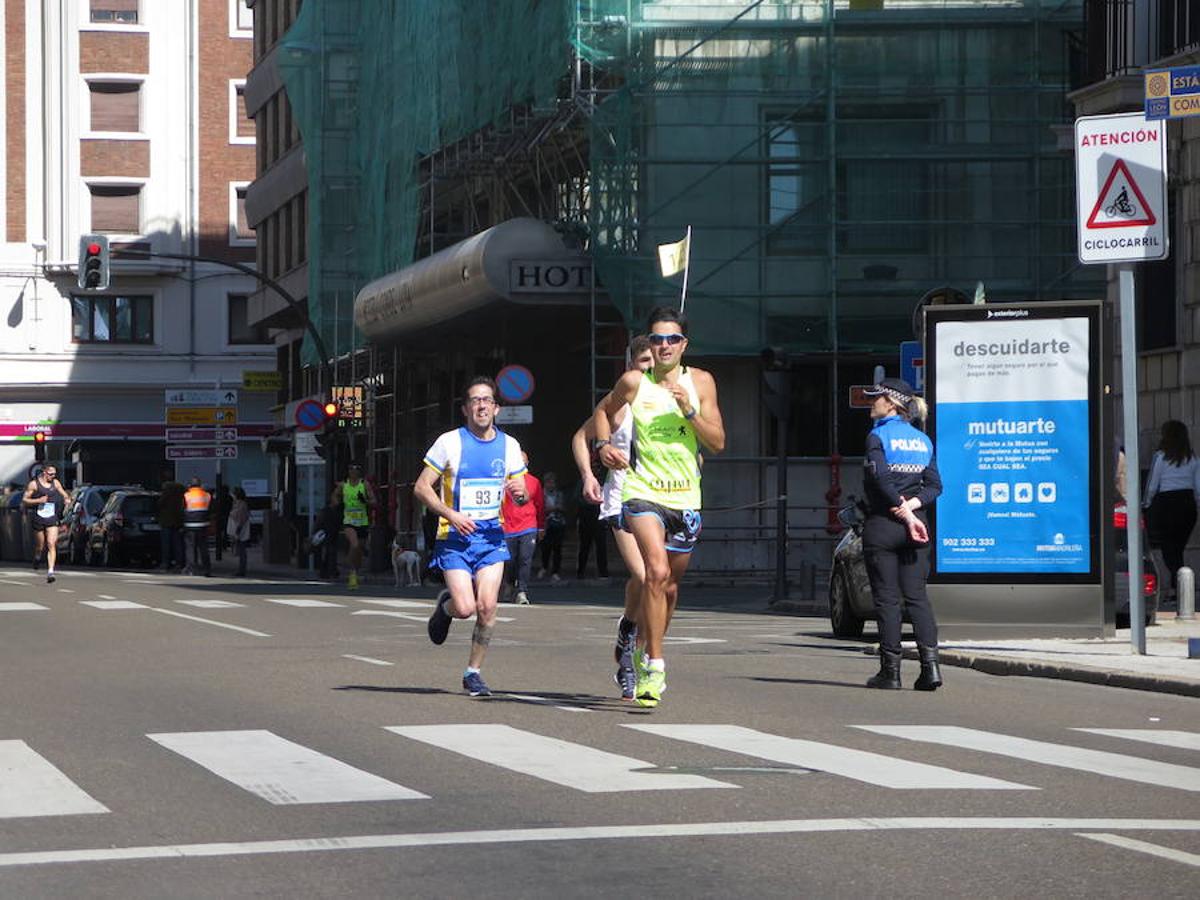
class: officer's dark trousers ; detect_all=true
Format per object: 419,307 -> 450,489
863,515 -> 937,656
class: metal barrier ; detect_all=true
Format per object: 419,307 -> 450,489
1178,566 -> 1196,620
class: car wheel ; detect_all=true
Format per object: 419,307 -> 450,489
830,568 -> 865,638
85,539 -> 98,567
71,534 -> 85,565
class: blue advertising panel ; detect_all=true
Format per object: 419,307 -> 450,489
931,312 -> 1095,577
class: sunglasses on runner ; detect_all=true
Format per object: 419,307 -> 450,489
648,333 -> 685,346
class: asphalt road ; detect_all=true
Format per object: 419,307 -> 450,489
1,566 -> 1198,898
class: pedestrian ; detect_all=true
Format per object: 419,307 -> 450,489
316,499 -> 342,580
331,464 -> 376,590
22,463 -> 68,583
572,334 -> 654,699
860,377 -> 943,691
537,471 -> 567,582
593,307 -> 725,707
416,376 -> 528,697
501,451 -> 543,605
211,484 -> 232,561
182,477 -> 212,576
1143,419 -> 1200,597
575,482 -> 608,581
157,472 -> 185,570
227,486 -> 251,576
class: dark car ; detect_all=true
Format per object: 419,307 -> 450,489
828,498 -> 1159,638
57,484 -> 139,564
85,490 -> 162,567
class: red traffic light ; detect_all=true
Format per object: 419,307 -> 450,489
33,432 -> 46,444
323,402 -> 338,418
87,242 -> 101,255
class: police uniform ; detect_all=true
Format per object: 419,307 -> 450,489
861,379 -> 942,689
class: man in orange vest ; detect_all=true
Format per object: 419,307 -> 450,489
183,477 -> 212,576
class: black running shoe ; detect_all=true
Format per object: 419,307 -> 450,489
427,589 -> 453,645
46,572 -> 55,584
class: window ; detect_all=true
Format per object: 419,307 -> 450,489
89,82 -> 140,133
90,0 -> 138,24
230,0 -> 253,35
71,295 -> 153,344
230,183 -> 254,245
765,111 -> 828,256
228,294 -> 270,345
229,81 -> 255,144
89,184 -> 140,234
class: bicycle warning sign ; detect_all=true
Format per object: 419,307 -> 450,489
1075,112 -> 1167,264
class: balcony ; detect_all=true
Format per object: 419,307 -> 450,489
1085,0 -> 1200,83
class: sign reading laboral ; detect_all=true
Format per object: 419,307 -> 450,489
1075,113 -> 1167,264
930,305 -> 1099,578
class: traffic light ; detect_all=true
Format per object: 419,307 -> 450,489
323,401 -> 338,420
33,432 -> 47,463
77,234 -> 110,291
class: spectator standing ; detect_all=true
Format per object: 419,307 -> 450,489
227,486 -> 251,577
537,471 -> 567,582
183,477 -> 212,576
501,452 -> 544,604
1143,419 -> 1200,597
211,485 -> 232,561
158,474 -> 186,571
575,475 -> 608,580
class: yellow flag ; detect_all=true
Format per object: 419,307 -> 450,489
657,233 -> 690,278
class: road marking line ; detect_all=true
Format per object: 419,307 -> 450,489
663,636 -> 727,645
352,598 -> 433,609
387,725 -> 736,793
0,579 -> 31,586
265,598 -> 345,608
176,599 -> 245,609
857,726 -> 1200,792
0,741 -> 109,819
631,725 -> 1033,791
342,654 -> 393,666
97,594 -> 117,600
0,602 -> 49,611
80,600 -> 147,610
147,730 -> 427,805
57,588 -> 74,594
351,609 -> 514,623
1078,833 -> 1200,868
502,693 -> 591,712
1074,729 -> 1200,752
147,607 -> 271,637
2,818 -> 1199,868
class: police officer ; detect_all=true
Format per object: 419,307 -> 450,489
183,477 -> 212,576
861,377 -> 942,691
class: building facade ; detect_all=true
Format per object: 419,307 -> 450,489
0,0 -> 274,490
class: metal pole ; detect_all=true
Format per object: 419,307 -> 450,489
775,409 -> 788,603
1178,567 -> 1196,620
307,466 -> 314,574
1119,263 -> 1145,653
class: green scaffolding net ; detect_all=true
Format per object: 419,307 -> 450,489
282,0 -> 1102,362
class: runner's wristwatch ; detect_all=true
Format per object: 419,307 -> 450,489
592,438 -> 611,451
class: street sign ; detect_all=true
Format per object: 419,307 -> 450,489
165,388 -> 239,406
294,398 -> 327,431
165,427 -> 237,442
1144,65 -> 1200,120
496,364 -> 535,404
900,341 -> 924,394
295,431 -> 322,465
166,406 -> 237,426
243,371 -> 283,392
495,405 -> 533,425
166,444 -> 238,460
1075,113 -> 1167,264
848,385 -> 874,408
331,385 -> 365,428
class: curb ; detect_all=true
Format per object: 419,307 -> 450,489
923,648 -> 1200,699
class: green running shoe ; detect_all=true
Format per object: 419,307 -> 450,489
635,666 -> 665,708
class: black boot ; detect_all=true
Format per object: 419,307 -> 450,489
866,649 -> 902,690
913,646 -> 942,691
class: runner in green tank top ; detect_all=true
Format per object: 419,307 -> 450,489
593,306 -> 725,707
331,464 -> 377,589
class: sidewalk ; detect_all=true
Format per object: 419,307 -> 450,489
210,549 -> 1200,697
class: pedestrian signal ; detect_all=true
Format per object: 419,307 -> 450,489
77,234 -> 110,291
33,432 -> 47,462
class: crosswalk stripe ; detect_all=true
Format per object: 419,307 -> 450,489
0,602 -> 49,611
80,600 -> 147,610
176,599 -> 245,609
352,610 -> 515,624
856,726 -> 1200,792
147,730 -> 428,804
1078,833 -> 1200,868
386,725 -> 738,793
629,725 -> 1034,790
264,598 -> 344,608
0,741 -> 109,818
1073,729 -> 1200,752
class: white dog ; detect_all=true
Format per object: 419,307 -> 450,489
391,537 -> 421,588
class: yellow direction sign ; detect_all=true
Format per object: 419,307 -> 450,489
243,370 -> 283,391
166,406 -> 238,426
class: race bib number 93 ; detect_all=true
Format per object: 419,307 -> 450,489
459,478 -> 503,520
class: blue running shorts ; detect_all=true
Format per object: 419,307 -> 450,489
433,525 -> 510,574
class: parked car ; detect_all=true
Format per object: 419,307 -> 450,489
828,497 -> 1158,638
85,490 -> 161,568
57,484 -> 139,565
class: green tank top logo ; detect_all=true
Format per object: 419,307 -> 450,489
622,370 -> 702,509
342,482 -> 369,526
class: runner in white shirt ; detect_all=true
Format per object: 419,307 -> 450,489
571,336 -> 653,699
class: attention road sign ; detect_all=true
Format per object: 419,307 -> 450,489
1075,113 -> 1167,264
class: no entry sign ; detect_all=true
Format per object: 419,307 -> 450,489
1075,113 -> 1167,264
